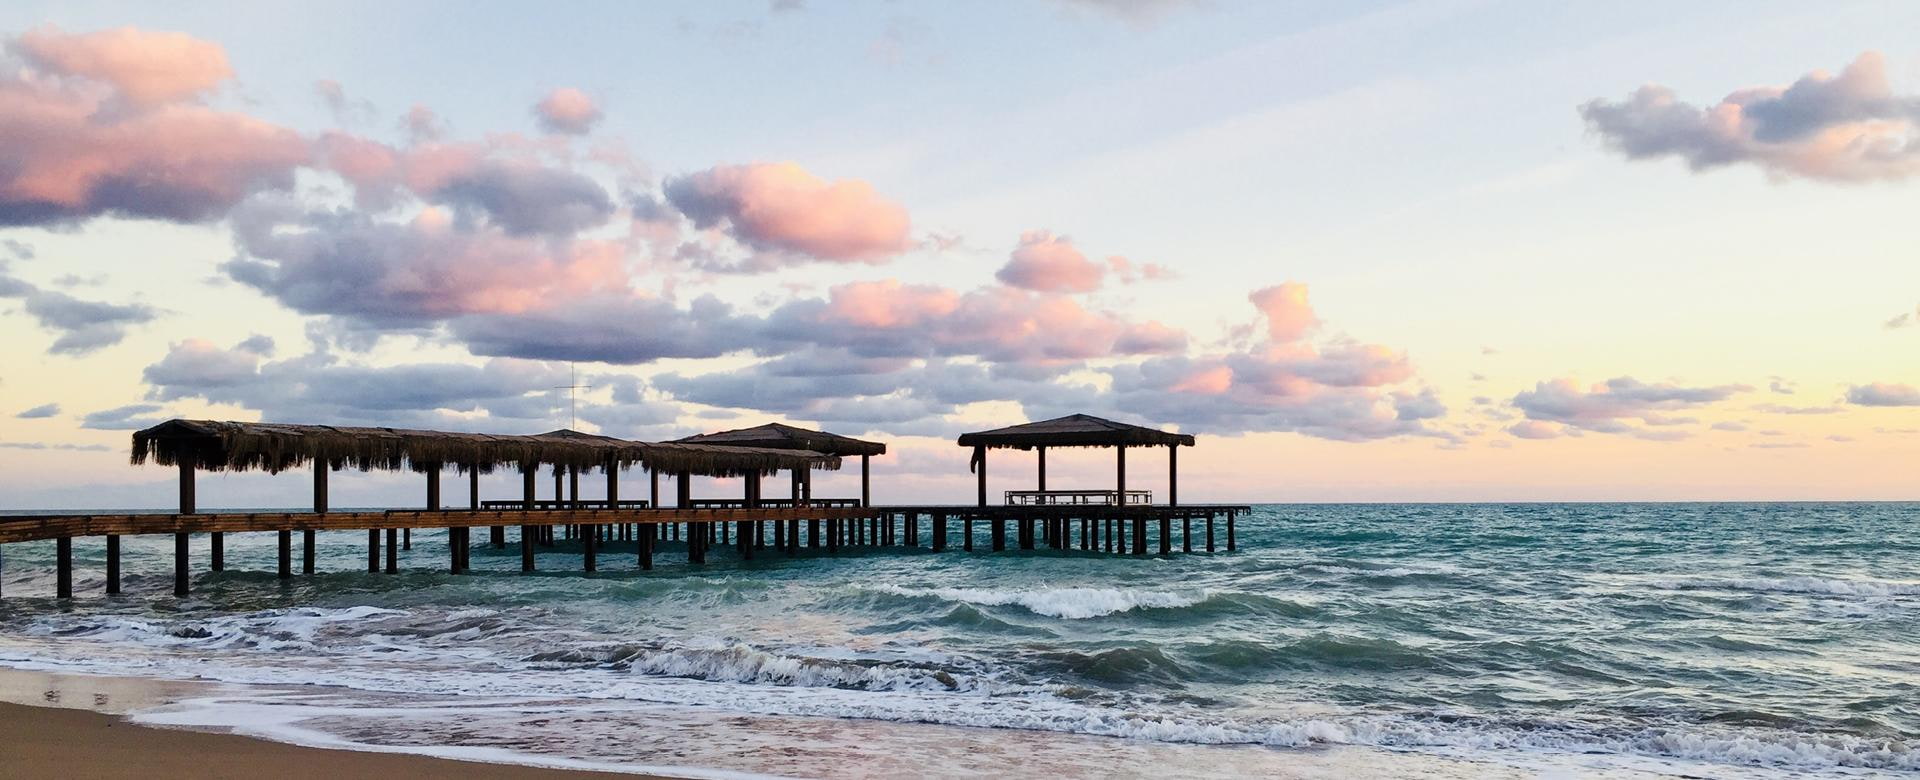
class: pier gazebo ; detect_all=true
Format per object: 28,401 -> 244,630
957,413 -> 1195,506
673,423 -> 887,507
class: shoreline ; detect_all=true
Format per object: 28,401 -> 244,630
0,669 -> 671,780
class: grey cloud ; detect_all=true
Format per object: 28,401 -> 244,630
1580,52 -> 1920,182
1846,383 -> 1920,407
0,265 -> 158,355
15,402 -> 59,419
82,403 -> 168,430
431,162 -> 615,236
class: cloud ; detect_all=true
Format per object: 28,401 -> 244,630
0,27 -> 309,226
142,337 -> 599,427
1751,403 -> 1842,415
534,87 -> 603,135
431,160 -> 616,235
1887,305 -> 1919,330
996,231 -> 1105,293
81,403 -> 167,430
1580,52 -> 1920,182
13,25 -> 232,106
225,199 -> 629,328
1511,376 -> 1746,438
665,162 -> 911,263
0,262 -> 158,354
1049,0 -> 1204,24
450,294 -> 756,364
1248,282 -> 1317,342
15,402 -> 60,419
763,280 -> 1187,363
0,441 -> 110,451
1846,382 -> 1920,407
1507,420 -> 1562,439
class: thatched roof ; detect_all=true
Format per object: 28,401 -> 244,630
956,414 -> 1194,450
673,423 -> 886,457
131,420 -> 837,477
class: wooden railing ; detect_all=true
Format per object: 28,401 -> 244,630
1005,490 -> 1153,506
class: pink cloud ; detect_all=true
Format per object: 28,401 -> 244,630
665,162 -> 912,262
996,230 -> 1105,292
0,76 -> 308,225
534,87 -> 603,135
1249,282 -> 1317,342
14,25 -> 232,106
821,279 -> 959,328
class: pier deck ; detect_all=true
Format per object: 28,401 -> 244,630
0,503 -> 1250,600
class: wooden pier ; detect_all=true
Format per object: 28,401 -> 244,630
0,416 -> 1250,600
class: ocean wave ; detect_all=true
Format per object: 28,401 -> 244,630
1644,575 -> 1920,597
864,585 -> 1208,619
614,638 -> 982,693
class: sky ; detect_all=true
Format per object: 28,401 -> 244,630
0,0 -> 1916,508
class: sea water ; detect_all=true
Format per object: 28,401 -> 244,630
0,503 -> 1914,778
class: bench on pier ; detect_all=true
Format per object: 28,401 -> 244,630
478,500 -> 652,510
688,498 -> 864,509
1004,490 -> 1153,506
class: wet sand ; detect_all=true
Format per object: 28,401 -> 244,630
0,670 -> 664,780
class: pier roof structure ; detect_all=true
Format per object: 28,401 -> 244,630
131,419 -> 838,477
673,423 -> 886,457
956,414 -> 1194,450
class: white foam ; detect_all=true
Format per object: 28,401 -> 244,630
1644,575 -> 1920,598
868,584 -> 1208,619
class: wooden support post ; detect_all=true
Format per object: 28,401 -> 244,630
1134,517 -> 1147,555
386,528 -> 398,573
174,532 -> 189,597
607,460 -> 619,509
1160,517 -> 1171,555
368,529 -> 380,572
106,535 -> 120,594
1183,515 -> 1192,553
992,518 -> 1005,551
1168,445 -> 1178,507
303,529 -> 316,574
1206,512 -> 1215,552
403,528 -> 410,551
964,517 -> 973,552
650,468 -> 660,510
860,454 -> 870,508
1227,509 -> 1237,551
1117,445 -> 1127,505
55,536 -> 71,599
522,464 -> 537,572
177,459 -> 195,596
638,518 -> 654,570
583,517 -> 597,572
278,530 -> 292,579
974,446 -> 987,507
1037,446 -> 1047,491
932,513 -> 947,552
211,531 -> 224,572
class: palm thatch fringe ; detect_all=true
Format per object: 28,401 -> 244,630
131,420 -> 837,478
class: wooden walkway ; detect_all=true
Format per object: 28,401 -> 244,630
0,503 -> 1250,600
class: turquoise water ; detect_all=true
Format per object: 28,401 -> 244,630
0,503 -> 1916,777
